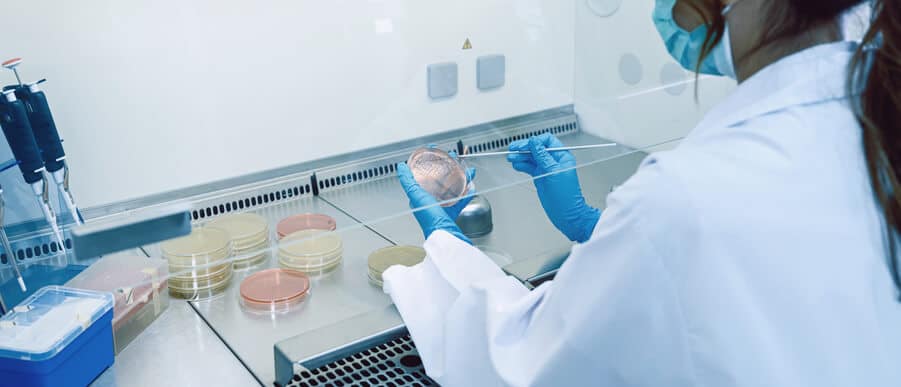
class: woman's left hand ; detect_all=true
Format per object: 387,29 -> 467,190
397,162 -> 475,244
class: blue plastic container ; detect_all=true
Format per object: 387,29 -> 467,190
0,286 -> 114,387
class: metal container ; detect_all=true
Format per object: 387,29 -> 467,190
456,195 -> 493,238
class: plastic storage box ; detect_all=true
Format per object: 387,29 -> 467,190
0,286 -> 114,387
66,255 -> 169,353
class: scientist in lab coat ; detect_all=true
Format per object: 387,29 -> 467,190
387,0 -> 901,386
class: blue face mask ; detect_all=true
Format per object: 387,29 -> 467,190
653,0 -> 739,79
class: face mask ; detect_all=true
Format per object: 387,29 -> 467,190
653,0 -> 740,79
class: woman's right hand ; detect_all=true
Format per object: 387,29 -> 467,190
507,133 -> 601,243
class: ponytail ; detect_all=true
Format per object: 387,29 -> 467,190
850,0 -> 901,294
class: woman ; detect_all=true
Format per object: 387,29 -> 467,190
388,0 -> 900,385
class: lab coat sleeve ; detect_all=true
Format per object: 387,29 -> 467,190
383,155 -> 699,387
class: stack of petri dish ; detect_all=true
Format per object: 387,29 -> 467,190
367,245 -> 427,287
276,213 -> 336,239
207,213 -> 270,270
278,230 -> 343,275
240,268 -> 311,314
161,227 -> 233,300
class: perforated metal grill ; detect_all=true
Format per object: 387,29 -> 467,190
465,121 -> 578,154
0,237 -> 71,265
281,334 -> 437,387
191,183 -> 313,221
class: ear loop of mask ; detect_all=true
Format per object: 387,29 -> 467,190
718,1 -> 742,79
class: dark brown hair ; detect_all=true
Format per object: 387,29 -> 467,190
690,0 -> 901,294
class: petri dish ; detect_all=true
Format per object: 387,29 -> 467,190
232,252 -> 270,270
279,255 -> 343,275
277,214 -> 337,239
240,269 -> 310,313
161,227 -> 231,266
279,230 -> 342,258
231,238 -> 271,270
407,148 -> 468,207
167,261 -> 231,278
278,230 -> 344,274
207,213 -> 268,245
208,213 -> 271,270
367,245 -> 426,286
168,269 -> 233,300
162,227 -> 234,300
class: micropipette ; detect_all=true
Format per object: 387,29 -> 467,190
0,89 -> 66,249
1,58 -> 22,86
4,59 -> 83,225
458,143 -> 619,159
0,186 -> 26,292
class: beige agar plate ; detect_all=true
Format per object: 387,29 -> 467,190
207,213 -> 268,245
368,245 -> 427,286
278,230 -> 344,273
161,227 -> 230,257
207,213 -> 270,269
161,227 -> 234,299
407,148 -> 468,207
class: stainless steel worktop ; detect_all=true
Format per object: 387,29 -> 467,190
191,196 -> 397,385
82,110 -> 650,387
92,301 -> 259,387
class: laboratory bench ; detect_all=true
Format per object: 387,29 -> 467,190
1,108 -> 650,386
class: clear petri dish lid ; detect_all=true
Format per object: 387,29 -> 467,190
233,237 -> 271,253
278,248 -> 343,269
407,148 -> 469,207
161,227 -> 231,259
277,214 -> 337,239
207,213 -> 269,242
367,245 -> 427,275
368,274 -> 384,288
278,230 -> 342,258
241,295 -> 307,314
232,253 -> 269,270
278,257 -> 342,276
168,261 -> 231,280
168,267 -> 232,292
168,276 -> 232,300
165,250 -> 231,271
240,269 -> 310,304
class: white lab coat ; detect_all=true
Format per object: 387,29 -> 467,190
383,41 -> 901,386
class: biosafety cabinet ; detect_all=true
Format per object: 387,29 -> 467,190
0,1 -> 736,385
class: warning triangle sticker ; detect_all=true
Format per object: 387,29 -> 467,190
462,38 -> 472,50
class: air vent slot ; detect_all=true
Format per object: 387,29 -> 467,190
1,239 -> 72,265
467,122 -> 577,154
191,183 -> 313,221
318,163 -> 398,191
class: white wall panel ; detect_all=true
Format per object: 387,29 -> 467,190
0,0 -> 574,208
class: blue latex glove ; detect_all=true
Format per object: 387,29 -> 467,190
397,162 -> 475,244
507,133 -> 601,243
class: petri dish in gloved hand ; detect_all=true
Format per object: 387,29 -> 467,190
406,148 -> 469,207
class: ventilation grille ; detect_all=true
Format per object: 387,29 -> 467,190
191,183 -> 313,221
316,163 -> 399,192
280,334 -> 437,387
465,121 -> 578,155
0,238 -> 71,266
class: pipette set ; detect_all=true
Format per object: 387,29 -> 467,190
0,57 -> 85,291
